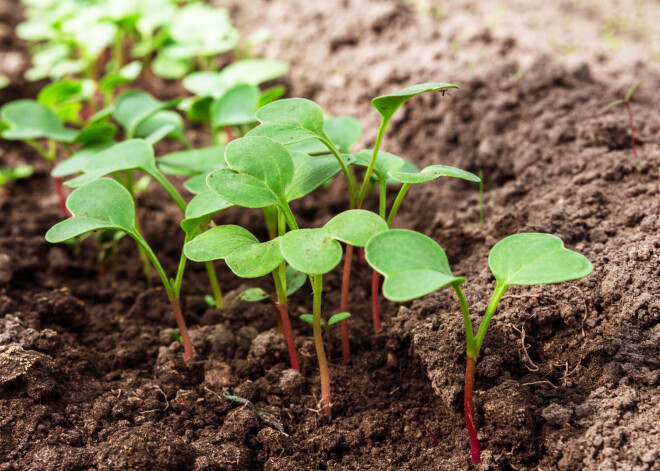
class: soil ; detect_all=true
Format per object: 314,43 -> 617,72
1,0 -> 659,470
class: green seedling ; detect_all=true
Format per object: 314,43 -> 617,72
46,178 -> 197,364
606,80 -> 641,158
365,230 -> 592,463
300,312 -> 351,344
0,165 -> 34,186
246,84 -> 464,362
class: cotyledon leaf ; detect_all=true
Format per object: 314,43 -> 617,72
324,210 -> 388,247
388,165 -> 480,184
280,228 -> 343,276
365,229 -> 464,302
372,82 -> 460,122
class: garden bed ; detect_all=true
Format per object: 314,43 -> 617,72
1,0 -> 659,470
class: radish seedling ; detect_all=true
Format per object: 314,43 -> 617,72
0,165 -> 34,186
299,312 -> 351,345
365,230 -> 592,463
46,178 -> 198,363
606,80 -> 641,158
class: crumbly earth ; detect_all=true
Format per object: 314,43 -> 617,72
1,0 -> 659,470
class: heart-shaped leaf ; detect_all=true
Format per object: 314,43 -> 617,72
184,173 -> 211,194
211,83 -> 259,129
372,82 -> 459,122
280,228 -> 342,275
365,229 -> 464,302
180,190 -> 233,236
158,146 -> 226,176
152,54 -> 191,79
207,136 -> 294,208
247,98 -> 326,145
0,100 -> 77,142
45,178 -> 136,242
113,90 -> 181,138
488,233 -> 593,287
388,164 -> 480,184
184,225 -> 283,278
325,209 -> 388,247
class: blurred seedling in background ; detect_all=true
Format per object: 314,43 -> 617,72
606,80 -> 641,158
365,230 -> 592,464
0,165 -> 34,186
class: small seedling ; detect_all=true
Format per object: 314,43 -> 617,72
365,230 -> 592,463
46,178 -> 197,364
299,312 -> 351,344
0,165 -> 34,186
606,80 -> 641,158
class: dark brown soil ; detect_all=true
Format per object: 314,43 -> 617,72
1,0 -> 659,470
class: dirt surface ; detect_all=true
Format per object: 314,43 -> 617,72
1,0 -> 659,470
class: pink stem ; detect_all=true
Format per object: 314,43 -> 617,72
339,244 -> 354,362
465,355 -> 481,464
278,300 -> 300,371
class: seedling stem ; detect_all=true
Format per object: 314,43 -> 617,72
339,244 -> 353,362
312,274 -> 332,418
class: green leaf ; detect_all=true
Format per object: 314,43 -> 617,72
152,54 -> 191,79
113,90 -> 181,138
0,100 -> 77,142
327,312 -> 351,326
180,190 -> 233,236
351,149 -> 405,181
280,228 -> 342,275
324,117 -> 363,153
388,164 -> 480,184
285,266 -> 306,296
258,85 -> 286,108
135,110 -> 187,146
238,288 -> 270,302
51,142 -> 114,178
211,83 -> 259,129
287,116 -> 363,155
158,146 -> 226,176
225,238 -> 283,278
605,99 -> 624,110
372,82 -> 459,122
325,209 -> 388,247
98,61 -> 142,93
221,59 -> 289,87
65,139 -> 157,188
74,123 -> 117,146
299,314 -> 322,326
247,98 -> 326,145
365,229 -> 464,302
184,96 -> 213,122
45,178 -> 136,242
184,173 -> 211,194
184,225 -> 283,278
286,153 -> 354,201
488,233 -> 593,287
207,136 -> 294,208
625,80 -> 641,102
184,225 -> 258,262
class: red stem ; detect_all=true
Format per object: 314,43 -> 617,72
371,270 -> 381,332
278,300 -> 300,371
53,177 -> 71,217
358,246 -> 366,264
269,297 -> 284,335
339,244 -> 354,362
625,102 -> 638,158
170,299 -> 195,365
464,355 -> 481,464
